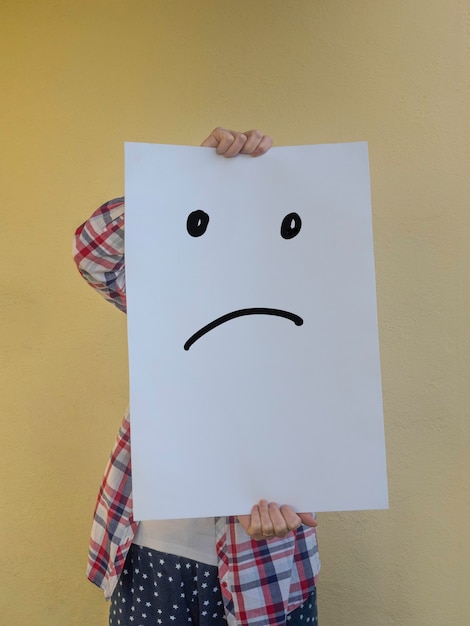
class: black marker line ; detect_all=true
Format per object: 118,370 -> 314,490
184,308 -> 303,351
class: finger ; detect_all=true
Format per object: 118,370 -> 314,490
251,134 -> 273,157
204,127 -> 247,156
221,131 -> 248,157
268,502 -> 290,537
298,512 -> 318,528
280,505 -> 303,531
242,131 -> 273,157
200,137 -> 217,148
200,127 -> 238,155
246,504 -> 265,540
212,129 -> 238,155
214,130 -> 238,155
258,499 -> 275,538
237,513 -> 251,531
200,127 -> 225,148
248,504 -> 262,535
240,129 -> 264,154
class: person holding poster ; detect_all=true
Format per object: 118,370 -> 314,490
73,128 -> 320,626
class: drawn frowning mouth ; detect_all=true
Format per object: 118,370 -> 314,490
184,308 -> 303,351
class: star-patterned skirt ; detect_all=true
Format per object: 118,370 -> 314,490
109,544 -> 318,626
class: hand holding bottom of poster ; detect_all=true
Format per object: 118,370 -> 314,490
238,500 -> 318,539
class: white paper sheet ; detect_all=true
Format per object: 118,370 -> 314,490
124,141 -> 388,520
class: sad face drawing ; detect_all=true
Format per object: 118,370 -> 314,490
183,209 -> 304,352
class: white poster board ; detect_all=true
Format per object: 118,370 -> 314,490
125,141 -> 388,520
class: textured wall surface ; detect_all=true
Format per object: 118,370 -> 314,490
1,1 -> 468,624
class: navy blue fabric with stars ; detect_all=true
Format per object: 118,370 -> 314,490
110,544 -> 318,625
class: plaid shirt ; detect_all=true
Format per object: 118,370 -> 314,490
73,198 -> 320,626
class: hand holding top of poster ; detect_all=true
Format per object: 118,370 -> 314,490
200,127 -> 273,157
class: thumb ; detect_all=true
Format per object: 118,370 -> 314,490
298,512 -> 318,528
200,127 -> 229,148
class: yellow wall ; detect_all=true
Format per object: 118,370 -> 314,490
1,1 -> 468,624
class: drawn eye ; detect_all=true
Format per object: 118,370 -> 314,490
187,210 -> 209,237
281,212 -> 301,239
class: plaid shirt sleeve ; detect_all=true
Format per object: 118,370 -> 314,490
216,516 -> 320,626
72,197 -> 127,313
86,411 -> 138,599
73,198 -> 138,597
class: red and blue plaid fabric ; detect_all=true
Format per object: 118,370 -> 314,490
73,198 -> 320,625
